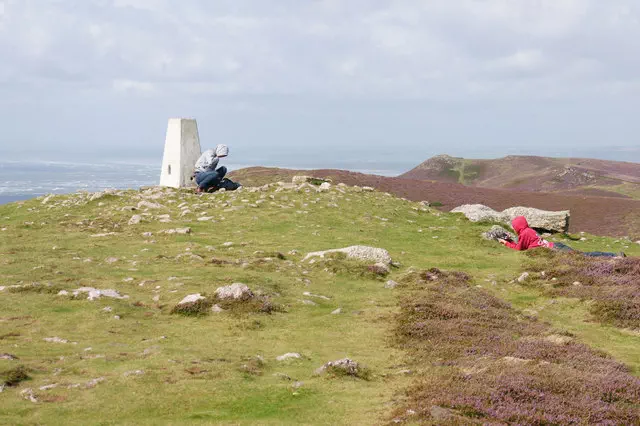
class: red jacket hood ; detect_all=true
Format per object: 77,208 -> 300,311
512,216 -> 529,235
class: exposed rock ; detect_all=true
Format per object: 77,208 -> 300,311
20,388 -> 38,403
276,353 -> 302,362
452,204 -> 570,233
123,370 -> 145,377
362,186 -> 375,192
71,287 -> 129,301
318,182 -> 332,191
215,283 -> 254,300
451,204 -> 501,223
85,377 -> 105,389
482,225 -> 516,242
161,228 -> 191,235
44,337 -> 69,344
292,175 -> 311,184
211,304 -> 224,313
303,292 -> 330,300
371,262 -> 391,275
39,384 -> 59,391
303,245 -> 392,264
105,257 -> 119,264
502,207 -> 570,234
90,232 -> 117,238
331,308 -> 342,315
385,280 -> 399,289
128,215 -> 142,225
0,353 -> 18,360
517,272 -> 530,283
315,358 -> 368,379
137,201 -> 163,210
302,300 -> 317,306
177,294 -> 205,305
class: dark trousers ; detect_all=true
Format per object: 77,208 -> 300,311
195,166 -> 227,191
553,242 -> 617,258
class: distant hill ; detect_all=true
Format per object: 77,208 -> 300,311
230,166 -> 640,237
399,155 -> 640,199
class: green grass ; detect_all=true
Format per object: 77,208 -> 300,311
0,184 -> 638,424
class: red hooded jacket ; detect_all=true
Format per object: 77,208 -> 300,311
505,216 -> 554,251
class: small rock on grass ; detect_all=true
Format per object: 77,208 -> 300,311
276,353 -> 302,362
215,283 -> 253,300
517,272 -> 530,283
315,358 -> 370,379
331,308 -> 342,315
177,294 -> 205,305
385,280 -> 398,289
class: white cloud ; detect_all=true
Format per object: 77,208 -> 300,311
0,0 -> 638,101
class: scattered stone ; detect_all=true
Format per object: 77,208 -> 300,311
123,370 -> 145,377
318,182 -> 332,191
292,175 -> 311,184
161,228 -> 191,235
57,290 -> 69,296
128,215 -> 142,225
20,388 -> 38,403
39,384 -> 59,391
303,245 -> 392,264
197,216 -> 214,222
142,232 -> 153,237
105,257 -> 119,264
276,353 -> 302,362
385,280 -> 398,289
315,358 -> 369,379
0,353 -> 18,360
302,300 -> 317,306
482,225 -> 516,242
302,292 -> 330,300
215,283 -> 254,300
137,201 -> 163,210
452,204 -> 570,233
44,337 -> 69,344
102,307 -> 113,313
331,308 -> 342,315
70,287 -> 129,301
362,186 -> 375,192
90,232 -> 117,238
222,242 -> 234,247
211,304 -> 224,313
85,377 -> 105,389
517,272 -> 530,283
573,281 -> 582,287
177,294 -> 206,305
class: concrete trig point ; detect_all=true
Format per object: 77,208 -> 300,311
159,118 -> 202,188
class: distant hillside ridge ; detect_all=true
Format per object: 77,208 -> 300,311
399,155 -> 640,199
229,166 -> 640,237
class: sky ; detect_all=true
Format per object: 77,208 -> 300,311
1,0 -> 639,172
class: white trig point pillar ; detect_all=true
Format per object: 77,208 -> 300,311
159,118 -> 202,188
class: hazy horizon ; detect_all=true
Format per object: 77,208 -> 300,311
2,2 -> 640,168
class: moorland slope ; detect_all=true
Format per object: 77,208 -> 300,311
400,155 -> 640,199
230,167 -> 640,237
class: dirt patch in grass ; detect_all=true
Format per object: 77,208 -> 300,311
391,268 -> 640,424
523,251 -> 640,329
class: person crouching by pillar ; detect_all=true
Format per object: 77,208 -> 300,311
193,144 -> 228,193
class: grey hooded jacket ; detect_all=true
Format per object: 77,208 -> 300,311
194,145 -> 229,173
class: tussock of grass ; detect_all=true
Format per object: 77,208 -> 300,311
170,298 -> 214,316
1,365 -> 30,387
392,268 -> 640,424
523,252 -> 640,328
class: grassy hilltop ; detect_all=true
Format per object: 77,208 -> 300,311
0,181 -> 639,424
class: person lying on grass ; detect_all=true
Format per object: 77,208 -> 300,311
193,145 -> 229,193
498,216 -> 625,258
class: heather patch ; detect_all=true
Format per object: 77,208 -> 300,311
523,252 -> 640,329
392,269 -> 640,424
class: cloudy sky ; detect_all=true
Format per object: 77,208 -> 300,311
1,0 -> 639,171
